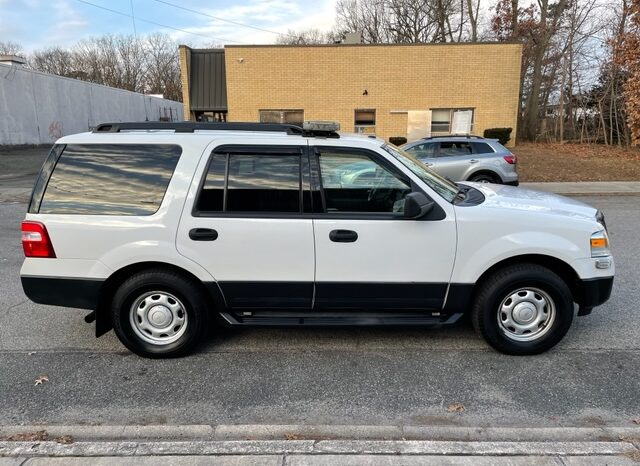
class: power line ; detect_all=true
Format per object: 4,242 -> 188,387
74,0 -> 245,44
129,0 -> 138,38
148,0 -> 297,38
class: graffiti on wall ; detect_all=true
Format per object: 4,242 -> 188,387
48,121 -> 63,140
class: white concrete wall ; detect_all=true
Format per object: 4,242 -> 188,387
0,64 -> 184,145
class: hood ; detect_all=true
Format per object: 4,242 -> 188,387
462,182 -> 598,222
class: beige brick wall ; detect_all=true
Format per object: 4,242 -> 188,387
178,45 -> 192,121
222,43 -> 522,146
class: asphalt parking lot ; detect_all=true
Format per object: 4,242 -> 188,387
0,195 -> 638,428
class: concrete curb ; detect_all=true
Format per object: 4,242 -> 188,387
1,424 -> 639,442
0,439 -> 638,458
520,181 -> 640,196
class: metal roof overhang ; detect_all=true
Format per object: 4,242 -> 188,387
189,48 -> 227,112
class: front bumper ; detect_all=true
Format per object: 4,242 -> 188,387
576,276 -> 614,316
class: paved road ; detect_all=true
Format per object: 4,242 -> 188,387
0,197 -> 638,428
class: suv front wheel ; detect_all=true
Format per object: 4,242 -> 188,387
472,263 -> 574,355
111,269 -> 209,358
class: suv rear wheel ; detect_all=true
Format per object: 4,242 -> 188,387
471,263 -> 574,355
111,269 -> 209,358
469,172 -> 499,183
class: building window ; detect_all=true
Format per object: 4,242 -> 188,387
430,108 -> 474,134
259,110 -> 304,126
354,109 -> 376,134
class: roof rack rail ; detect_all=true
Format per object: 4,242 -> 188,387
423,134 -> 483,140
92,122 -> 305,134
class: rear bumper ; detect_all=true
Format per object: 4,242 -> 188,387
577,276 -> 614,315
21,276 -> 103,310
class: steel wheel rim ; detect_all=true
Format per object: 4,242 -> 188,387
497,287 -> 556,342
129,291 -> 188,346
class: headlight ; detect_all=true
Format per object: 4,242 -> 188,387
591,230 -> 610,257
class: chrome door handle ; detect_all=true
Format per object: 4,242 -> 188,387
469,159 -> 479,164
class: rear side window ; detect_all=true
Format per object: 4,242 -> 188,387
439,141 -> 472,156
406,143 -> 435,158
471,142 -> 495,154
196,149 -> 302,214
35,144 -> 181,215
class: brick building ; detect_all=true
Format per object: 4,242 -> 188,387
179,43 -> 522,145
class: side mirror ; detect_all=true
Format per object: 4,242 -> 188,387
404,192 -> 435,219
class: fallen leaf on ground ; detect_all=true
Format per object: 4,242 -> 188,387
3,431 -> 48,442
447,403 -> 465,413
632,418 -> 640,425
284,432 -> 302,440
54,435 -> 73,444
1,430 -> 73,444
34,375 -> 49,386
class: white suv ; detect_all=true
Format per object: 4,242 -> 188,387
20,122 -> 614,358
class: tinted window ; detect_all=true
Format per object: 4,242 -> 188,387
406,143 -> 435,159
439,142 -> 472,157
472,142 -> 494,154
318,150 -> 411,214
196,151 -> 301,213
39,144 -> 181,215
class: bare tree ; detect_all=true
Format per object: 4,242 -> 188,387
144,33 -> 182,101
28,33 -> 182,101
0,41 -> 23,55
30,47 -> 76,77
466,0 -> 481,41
336,0 -> 391,43
275,29 -> 336,45
386,0 -> 433,43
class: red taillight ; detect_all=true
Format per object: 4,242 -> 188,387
21,221 -> 56,258
503,154 -> 516,165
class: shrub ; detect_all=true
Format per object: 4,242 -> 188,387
389,136 -> 407,146
483,128 -> 512,145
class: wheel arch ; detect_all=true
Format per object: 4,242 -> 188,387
474,254 -> 581,302
467,169 -> 503,183
95,261 -> 223,337
446,254 -> 582,314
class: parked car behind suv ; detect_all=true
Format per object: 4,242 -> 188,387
400,135 -> 518,185
21,122 -> 612,358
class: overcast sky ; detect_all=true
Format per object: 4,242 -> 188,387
0,0 -> 339,51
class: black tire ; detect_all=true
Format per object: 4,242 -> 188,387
111,269 -> 209,358
469,172 -> 499,183
471,263 -> 574,355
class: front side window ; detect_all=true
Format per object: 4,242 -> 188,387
196,150 -> 301,213
38,144 -> 181,215
382,144 -> 459,203
318,150 -> 410,214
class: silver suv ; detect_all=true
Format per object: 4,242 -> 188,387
400,136 -> 518,185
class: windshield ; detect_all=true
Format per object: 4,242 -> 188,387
382,143 -> 459,202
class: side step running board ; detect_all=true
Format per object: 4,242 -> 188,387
221,311 -> 463,327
